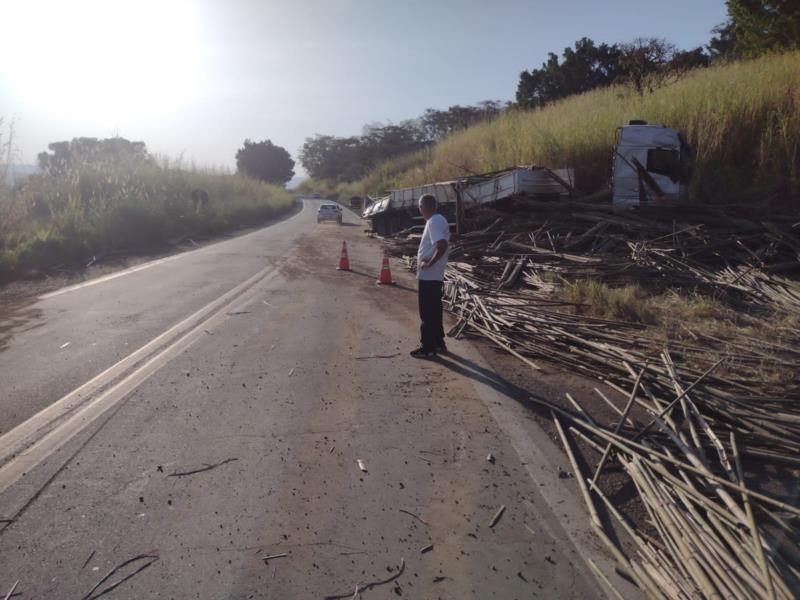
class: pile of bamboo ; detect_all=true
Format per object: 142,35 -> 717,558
384,199 -> 800,598
533,355 -> 800,600
443,271 -> 800,597
386,199 -> 800,316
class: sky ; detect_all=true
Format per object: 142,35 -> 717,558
0,0 -> 729,176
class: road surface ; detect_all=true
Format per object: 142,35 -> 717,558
0,200 -> 616,598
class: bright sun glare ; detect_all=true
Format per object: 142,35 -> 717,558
2,0 -> 201,121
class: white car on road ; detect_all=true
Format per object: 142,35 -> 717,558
317,203 -> 342,224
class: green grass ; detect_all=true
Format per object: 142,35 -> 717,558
308,51 -> 800,204
0,158 -> 293,281
563,279 -> 658,324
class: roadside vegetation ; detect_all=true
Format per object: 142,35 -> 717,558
559,280 -> 797,386
306,50 -> 800,205
0,136 -> 293,282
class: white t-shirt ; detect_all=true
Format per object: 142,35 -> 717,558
417,213 -> 450,281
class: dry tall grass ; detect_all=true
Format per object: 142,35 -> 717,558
0,157 -> 293,281
317,51 -> 800,203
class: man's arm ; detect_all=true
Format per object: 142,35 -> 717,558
420,239 -> 448,269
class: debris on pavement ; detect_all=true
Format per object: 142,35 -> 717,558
3,580 -> 19,600
261,553 -> 288,562
323,558 -> 406,600
488,505 -> 506,528
398,508 -> 428,526
80,554 -> 158,600
356,459 -> 367,472
81,550 -> 96,570
486,453 -> 495,463
420,543 -> 434,554
168,457 -> 238,477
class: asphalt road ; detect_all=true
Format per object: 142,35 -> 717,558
0,200 -> 616,598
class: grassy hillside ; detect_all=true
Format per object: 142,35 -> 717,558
310,51 -> 800,204
0,158 -> 293,282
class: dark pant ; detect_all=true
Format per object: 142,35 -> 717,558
418,280 -> 445,350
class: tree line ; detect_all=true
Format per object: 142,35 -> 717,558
517,2 -> 800,107
34,136 -> 297,188
299,101 -> 506,182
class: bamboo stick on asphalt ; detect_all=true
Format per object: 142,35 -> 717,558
551,412 -> 600,529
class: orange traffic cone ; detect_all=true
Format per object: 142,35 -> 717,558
376,247 -> 394,285
337,241 -> 351,271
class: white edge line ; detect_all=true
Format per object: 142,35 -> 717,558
40,202 -> 307,300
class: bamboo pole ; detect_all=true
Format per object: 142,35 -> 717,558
731,432 -> 776,600
592,364 -> 647,485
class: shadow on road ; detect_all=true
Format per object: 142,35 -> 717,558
0,304 -> 45,354
432,351 -> 546,410
436,348 -> 632,553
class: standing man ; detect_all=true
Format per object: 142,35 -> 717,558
411,193 -> 450,358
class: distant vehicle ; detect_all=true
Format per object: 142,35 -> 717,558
612,120 -> 691,209
349,196 -> 363,210
310,192 -> 321,198
317,204 -> 342,224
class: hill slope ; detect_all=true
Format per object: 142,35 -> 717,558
316,51 -> 800,206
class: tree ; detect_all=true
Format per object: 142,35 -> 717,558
708,21 -> 737,59
516,38 -> 623,108
617,38 -> 678,95
235,139 -> 295,185
669,47 -> 710,73
37,137 -> 149,175
418,102 -> 505,141
725,0 -> 800,57
299,135 -> 363,181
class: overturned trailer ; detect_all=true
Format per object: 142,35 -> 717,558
363,121 -> 693,234
363,166 -> 572,235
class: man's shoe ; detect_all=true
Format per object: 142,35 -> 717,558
410,346 -> 436,358
436,343 -> 448,354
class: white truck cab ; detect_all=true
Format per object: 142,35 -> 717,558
612,120 -> 691,210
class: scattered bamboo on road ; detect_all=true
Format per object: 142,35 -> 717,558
379,200 -> 800,599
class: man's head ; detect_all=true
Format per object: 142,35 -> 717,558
418,193 -> 437,220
